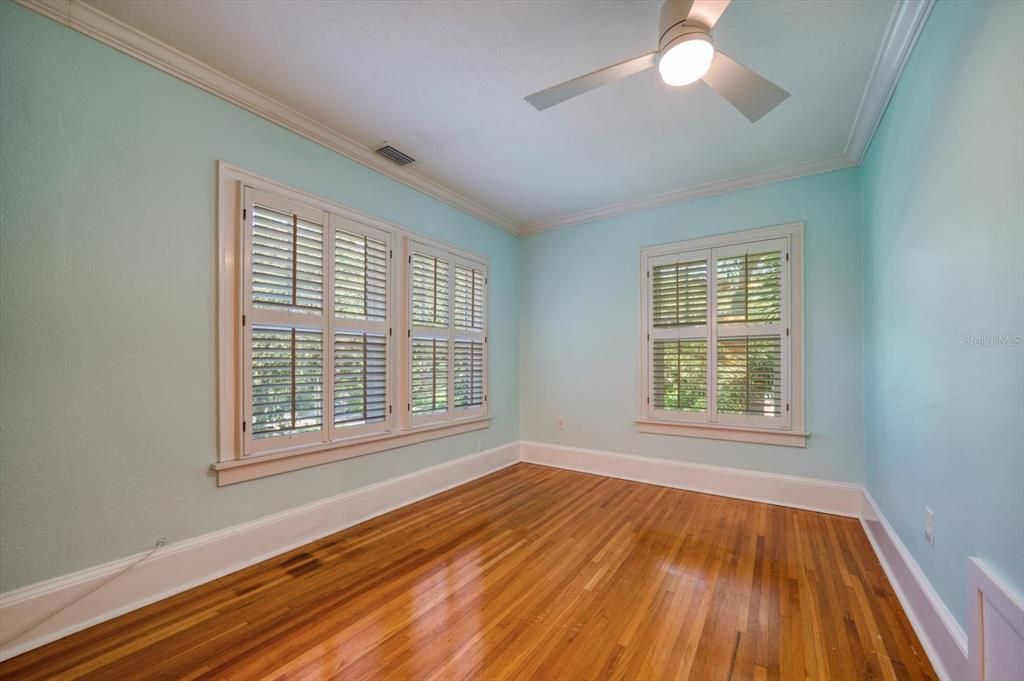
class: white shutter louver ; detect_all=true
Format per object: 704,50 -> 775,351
251,204 -> 323,311
716,335 -> 783,416
251,327 -> 323,438
334,332 -> 386,426
335,229 -> 387,320
652,339 -> 707,411
454,265 -> 485,330
454,340 -> 485,408
716,251 -> 782,325
411,253 -> 449,328
411,338 -> 448,414
652,259 -> 708,327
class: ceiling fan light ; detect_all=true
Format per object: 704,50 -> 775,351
658,35 -> 715,87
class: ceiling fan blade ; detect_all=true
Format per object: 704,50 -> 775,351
701,51 -> 789,122
525,52 -> 657,111
687,0 -> 732,29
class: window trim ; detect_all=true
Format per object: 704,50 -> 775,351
637,223 -> 806,447
215,162 -> 489,485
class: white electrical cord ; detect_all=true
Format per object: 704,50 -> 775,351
1,538 -> 166,650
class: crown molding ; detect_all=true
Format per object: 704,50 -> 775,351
17,0 -> 932,239
845,0 -> 935,163
15,0 -> 521,236
520,154 -> 856,235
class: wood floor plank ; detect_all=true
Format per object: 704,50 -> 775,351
0,464 -> 937,681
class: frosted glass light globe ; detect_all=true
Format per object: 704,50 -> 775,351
658,36 -> 715,86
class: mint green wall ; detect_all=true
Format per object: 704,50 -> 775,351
861,0 -> 1023,628
520,168 -> 865,483
0,2 -> 520,592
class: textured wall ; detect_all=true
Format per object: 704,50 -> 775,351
0,2 -> 520,592
519,168 -> 864,483
861,0 -> 1024,627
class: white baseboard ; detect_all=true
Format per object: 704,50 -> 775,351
520,440 -> 865,517
0,442 -> 519,662
861,490 -> 968,681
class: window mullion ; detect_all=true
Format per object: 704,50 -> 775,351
322,212 -> 335,445
645,260 -> 652,418
447,256 -> 456,418
241,190 -> 256,456
708,248 -> 718,423
781,237 -> 791,427
644,260 -> 655,417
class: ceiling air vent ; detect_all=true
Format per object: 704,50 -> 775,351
374,144 -> 415,166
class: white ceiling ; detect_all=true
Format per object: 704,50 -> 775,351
85,0 -> 898,229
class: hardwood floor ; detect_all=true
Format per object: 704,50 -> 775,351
0,463 -> 936,681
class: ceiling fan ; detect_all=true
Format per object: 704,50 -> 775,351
525,0 -> 789,123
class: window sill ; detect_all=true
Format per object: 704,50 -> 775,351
635,418 -> 809,448
212,417 -> 491,486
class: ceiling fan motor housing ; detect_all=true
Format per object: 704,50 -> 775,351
658,0 -> 713,62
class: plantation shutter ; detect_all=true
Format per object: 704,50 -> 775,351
408,243 -> 488,425
453,340 -> 485,408
652,259 -> 708,328
230,178 -> 498,468
713,238 -> 788,427
244,188 -> 329,454
251,327 -> 324,440
643,234 -> 792,431
648,250 -> 710,420
453,262 -> 486,414
251,206 -> 323,312
409,245 -> 452,423
334,333 -> 386,426
331,216 -> 391,436
652,339 -> 707,412
410,337 -> 449,414
411,252 -> 449,328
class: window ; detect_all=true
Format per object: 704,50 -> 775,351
216,163 -> 489,485
638,224 -> 806,447
242,188 -> 395,457
408,242 -> 488,425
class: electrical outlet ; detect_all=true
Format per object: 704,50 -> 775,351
477,438 -> 485,452
924,508 -> 935,545
556,416 -> 565,430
